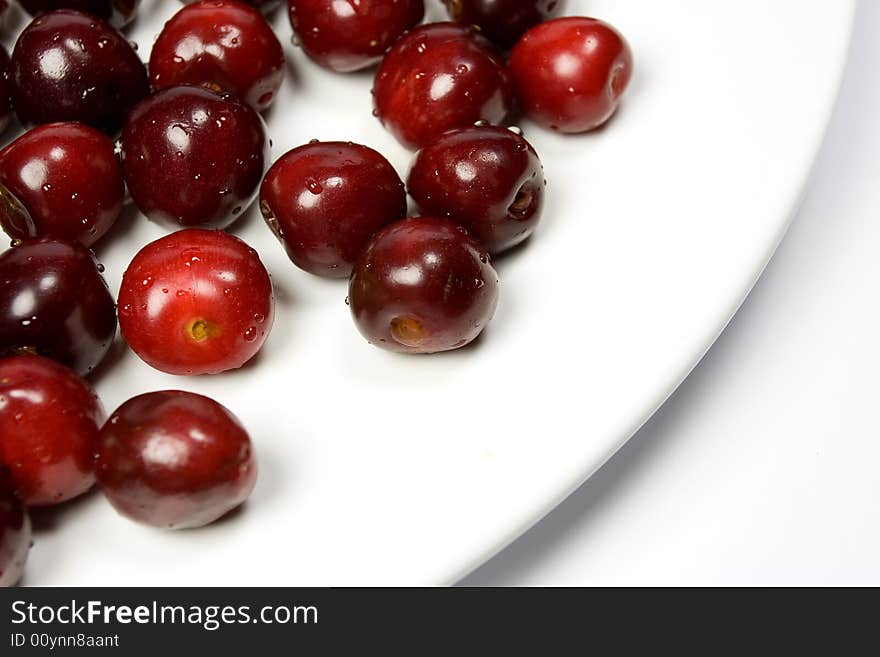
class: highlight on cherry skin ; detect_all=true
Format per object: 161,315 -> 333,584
0,237 -> 117,376
0,355 -> 105,506
259,140 -> 407,278
95,390 -> 258,529
0,468 -> 31,587
117,229 -> 275,376
348,216 -> 500,354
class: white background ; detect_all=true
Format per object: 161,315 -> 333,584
461,1 -> 880,586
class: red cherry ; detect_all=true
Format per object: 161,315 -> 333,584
0,355 -> 104,506
348,217 -> 500,353
372,22 -> 514,149
443,0 -> 560,49
0,468 -> 31,586
95,390 -> 257,529
0,238 -> 116,376
10,10 -> 149,134
288,0 -> 424,73
17,0 -> 140,28
121,86 -> 268,230
150,0 -> 285,112
181,0 -> 279,13
509,17 -> 633,133
118,229 -> 274,375
0,123 -> 125,247
0,46 -> 11,136
260,141 -> 407,278
407,125 -> 545,254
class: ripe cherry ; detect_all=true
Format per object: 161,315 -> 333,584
9,10 -> 149,134
289,0 -> 424,73
509,17 -> 633,133
0,123 -> 125,247
0,355 -> 104,506
348,217 -> 499,353
0,46 -> 11,136
372,22 -> 514,149
121,86 -> 268,230
407,125 -> 545,255
150,0 -> 285,112
181,0 -> 279,13
17,0 -> 140,29
118,229 -> 274,375
443,0 -> 560,49
0,238 -> 116,376
260,141 -> 407,278
95,390 -> 257,529
0,469 -> 30,587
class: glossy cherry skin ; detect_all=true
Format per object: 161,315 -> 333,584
18,0 -> 140,28
509,17 -> 633,133
10,11 -> 149,134
0,46 -> 11,136
407,126 -> 545,254
151,0 -> 285,112
348,217 -> 499,353
289,0 -> 424,73
0,469 -> 31,587
260,141 -> 407,278
443,0 -> 560,49
0,123 -> 124,247
121,86 -> 268,229
95,390 -> 257,529
373,22 -> 514,150
118,229 -> 274,375
0,355 -> 104,506
0,239 -> 116,376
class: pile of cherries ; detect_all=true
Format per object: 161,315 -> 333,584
0,0 -> 632,585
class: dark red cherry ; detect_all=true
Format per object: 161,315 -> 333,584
151,0 -> 285,112
407,126 -> 544,255
443,0 -> 560,49
9,10 -> 149,134
0,469 -> 30,586
95,390 -> 257,529
348,216 -> 499,353
260,141 -> 406,278
0,238 -> 116,376
509,17 -> 633,133
121,86 -> 268,229
372,22 -> 514,149
0,123 -> 125,247
288,0 -> 424,73
181,0 -> 280,14
17,0 -> 140,29
0,355 -> 104,506
0,46 -> 11,136
118,229 -> 274,375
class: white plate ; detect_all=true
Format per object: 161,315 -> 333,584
4,0 -> 853,585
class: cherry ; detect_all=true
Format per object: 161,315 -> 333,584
443,0 -> 560,49
260,141 -> 407,278
151,0 -> 285,112
0,469 -> 30,587
407,125 -> 545,255
95,390 -> 257,529
0,238 -> 116,376
348,216 -> 499,353
181,0 -> 279,14
0,46 -> 11,136
118,229 -> 274,375
17,0 -> 140,29
121,86 -> 268,230
9,10 -> 149,135
288,0 -> 424,73
372,22 -> 514,149
0,355 -> 104,506
0,123 -> 125,247
509,17 -> 633,133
